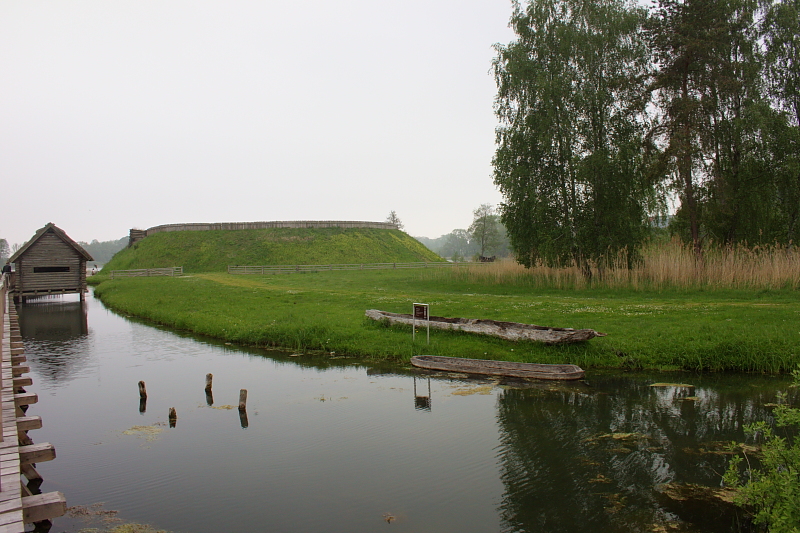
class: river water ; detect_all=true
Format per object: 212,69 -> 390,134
17,291 -> 790,533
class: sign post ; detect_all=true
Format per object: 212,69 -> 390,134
412,303 -> 430,345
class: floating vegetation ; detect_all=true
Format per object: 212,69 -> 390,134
451,385 -> 494,396
649,523 -> 684,532
683,442 -> 759,456
121,424 -> 166,442
609,447 -> 634,454
382,512 -> 396,523
578,456 -> 602,467
71,502 -> 170,533
209,404 -> 237,410
602,493 -> 626,514
68,502 -> 121,524
657,482 -> 737,505
589,473 -> 612,484
650,383 -> 695,389
590,432 -> 650,443
584,432 -> 650,455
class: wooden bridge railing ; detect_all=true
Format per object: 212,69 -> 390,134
111,267 -> 183,279
228,261 -> 488,275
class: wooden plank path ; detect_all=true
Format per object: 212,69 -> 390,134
0,283 -> 66,532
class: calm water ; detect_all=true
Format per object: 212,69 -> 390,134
17,291 -> 790,533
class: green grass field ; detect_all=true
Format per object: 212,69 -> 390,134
91,267 -> 800,373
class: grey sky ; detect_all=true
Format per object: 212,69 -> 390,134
1,0 -> 515,247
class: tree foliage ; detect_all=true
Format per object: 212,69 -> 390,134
724,367 -> 800,531
468,204 -> 503,257
77,237 -> 128,265
440,229 -> 472,261
385,211 -> 404,230
0,239 -> 9,262
493,0 -> 653,272
495,0 -> 800,265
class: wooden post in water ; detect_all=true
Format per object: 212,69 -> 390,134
205,373 -> 214,406
138,381 -> 147,412
168,407 -> 177,428
238,389 -> 248,428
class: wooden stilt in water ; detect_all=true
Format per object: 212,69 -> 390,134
168,407 -> 177,428
138,381 -> 148,413
238,389 -> 248,427
205,373 -> 214,406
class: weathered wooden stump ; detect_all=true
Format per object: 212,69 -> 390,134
205,373 -> 214,405
168,407 -> 177,428
138,380 -> 147,400
238,389 -> 247,411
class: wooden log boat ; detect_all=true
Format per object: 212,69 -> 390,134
365,309 -> 606,345
410,355 -> 585,380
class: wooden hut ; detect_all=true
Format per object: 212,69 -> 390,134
8,223 -> 94,302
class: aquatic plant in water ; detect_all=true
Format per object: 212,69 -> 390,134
724,368 -> 800,531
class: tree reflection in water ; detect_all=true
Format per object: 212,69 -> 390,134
495,375 -> 786,532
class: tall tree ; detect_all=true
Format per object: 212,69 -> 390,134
649,0 -> 800,247
493,0 -> 652,273
468,204 -> 503,257
647,0 -> 730,256
385,211 -> 404,230
762,0 -> 800,244
696,0 -> 770,245
0,239 -> 9,262
440,229 -> 473,261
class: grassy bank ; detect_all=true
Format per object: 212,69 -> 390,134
91,265 -> 800,373
101,227 -> 442,273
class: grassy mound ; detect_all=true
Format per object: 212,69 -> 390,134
101,227 -> 443,273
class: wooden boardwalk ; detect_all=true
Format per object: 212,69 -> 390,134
0,282 -> 66,532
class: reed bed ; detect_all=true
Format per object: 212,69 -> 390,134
426,239 -> 800,290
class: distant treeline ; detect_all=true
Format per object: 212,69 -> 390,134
78,237 -> 128,265
415,204 -> 512,261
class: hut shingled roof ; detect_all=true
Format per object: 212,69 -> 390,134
9,222 -> 94,262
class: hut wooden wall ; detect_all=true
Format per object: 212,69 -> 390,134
15,233 -> 85,294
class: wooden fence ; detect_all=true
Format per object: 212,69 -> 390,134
111,267 -> 183,279
228,262 -> 487,275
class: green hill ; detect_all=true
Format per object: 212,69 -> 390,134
102,227 -> 444,273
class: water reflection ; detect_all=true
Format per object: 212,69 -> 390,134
494,376 -> 782,532
18,297 -> 90,385
413,376 -> 432,411
16,293 -> 795,533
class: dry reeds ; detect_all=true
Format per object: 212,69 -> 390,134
427,238 -> 800,290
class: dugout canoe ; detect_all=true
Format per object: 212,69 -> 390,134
365,309 -> 606,345
410,355 -> 585,380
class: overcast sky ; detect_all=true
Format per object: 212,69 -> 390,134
0,0 -> 516,247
